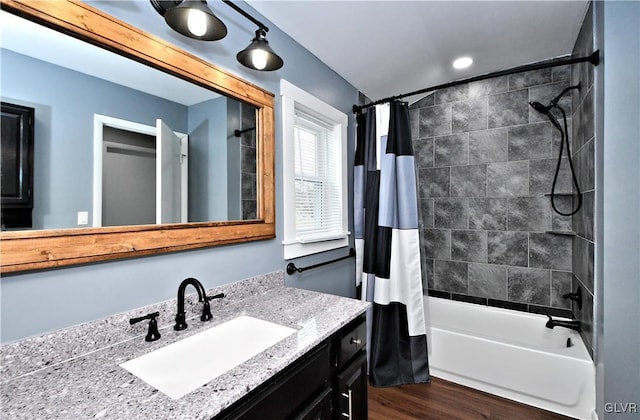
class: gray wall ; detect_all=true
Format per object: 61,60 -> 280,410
571,1 -> 597,360
0,1 -> 359,343
240,102 -> 258,219
598,1 -> 640,418
1,50 -> 187,230
188,96 -> 253,222
188,96 -> 228,222
102,128 -> 156,226
223,99 -> 258,221
409,66 -> 577,317
226,99 -> 242,220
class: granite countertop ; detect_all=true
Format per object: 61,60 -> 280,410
0,271 -> 369,419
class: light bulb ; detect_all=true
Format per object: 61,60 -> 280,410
453,56 -> 473,69
187,9 -> 207,37
251,49 -> 268,70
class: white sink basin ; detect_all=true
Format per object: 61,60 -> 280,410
120,316 -> 297,399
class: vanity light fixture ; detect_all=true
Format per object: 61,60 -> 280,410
151,0 -> 284,71
236,28 -> 284,71
163,0 -> 227,40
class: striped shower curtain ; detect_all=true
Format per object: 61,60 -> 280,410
354,101 -> 430,387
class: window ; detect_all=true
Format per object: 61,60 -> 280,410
281,80 -> 349,259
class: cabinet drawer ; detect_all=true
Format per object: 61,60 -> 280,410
337,317 -> 366,369
219,343 -> 331,420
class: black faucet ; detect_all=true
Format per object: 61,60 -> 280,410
174,278 -> 225,330
545,315 -> 582,332
174,277 -> 208,331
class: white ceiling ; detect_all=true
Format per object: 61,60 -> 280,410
246,0 -> 590,102
2,2 -> 590,106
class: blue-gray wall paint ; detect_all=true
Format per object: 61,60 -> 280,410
0,1 -> 359,343
188,96 -> 229,221
1,50 -> 187,230
598,1 -> 640,417
226,99 -> 242,220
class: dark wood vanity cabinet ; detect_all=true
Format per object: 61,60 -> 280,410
216,315 -> 367,420
334,316 -> 368,420
218,343 -> 332,420
1,102 -> 35,229
337,353 -> 367,420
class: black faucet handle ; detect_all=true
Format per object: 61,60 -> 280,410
562,286 -> 583,309
130,312 -> 161,342
145,317 -> 161,342
200,293 -> 225,322
129,311 -> 160,325
201,301 -> 213,322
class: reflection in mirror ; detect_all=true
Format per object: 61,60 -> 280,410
0,0 -> 275,274
0,10 -> 258,231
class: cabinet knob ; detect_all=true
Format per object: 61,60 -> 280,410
350,337 -> 361,345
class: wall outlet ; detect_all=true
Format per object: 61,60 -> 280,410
77,211 -> 88,225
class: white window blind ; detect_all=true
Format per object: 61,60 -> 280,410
281,79 -> 349,260
294,111 -> 344,243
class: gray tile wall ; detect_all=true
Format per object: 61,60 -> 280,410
410,61 -> 580,316
571,2 -> 596,359
240,103 -> 257,219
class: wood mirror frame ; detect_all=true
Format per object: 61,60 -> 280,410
0,0 -> 275,274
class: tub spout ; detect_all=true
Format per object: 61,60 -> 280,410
545,315 -> 582,332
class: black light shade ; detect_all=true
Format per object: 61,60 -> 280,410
236,29 -> 284,71
164,1 -> 227,41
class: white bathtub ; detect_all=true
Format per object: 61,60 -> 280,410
425,297 -> 595,420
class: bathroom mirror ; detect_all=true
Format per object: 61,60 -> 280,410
1,9 -> 261,229
0,0 -> 275,273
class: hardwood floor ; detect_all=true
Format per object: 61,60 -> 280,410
368,377 -> 573,420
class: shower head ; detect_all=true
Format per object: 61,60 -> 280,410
530,84 -> 580,117
529,101 -> 551,115
529,101 -> 563,130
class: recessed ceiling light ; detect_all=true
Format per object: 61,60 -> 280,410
453,57 -> 473,69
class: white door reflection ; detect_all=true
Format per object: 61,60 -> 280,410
93,114 -> 188,227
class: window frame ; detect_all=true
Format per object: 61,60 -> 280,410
281,79 -> 349,260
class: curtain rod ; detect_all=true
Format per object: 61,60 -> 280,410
353,50 -> 600,114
